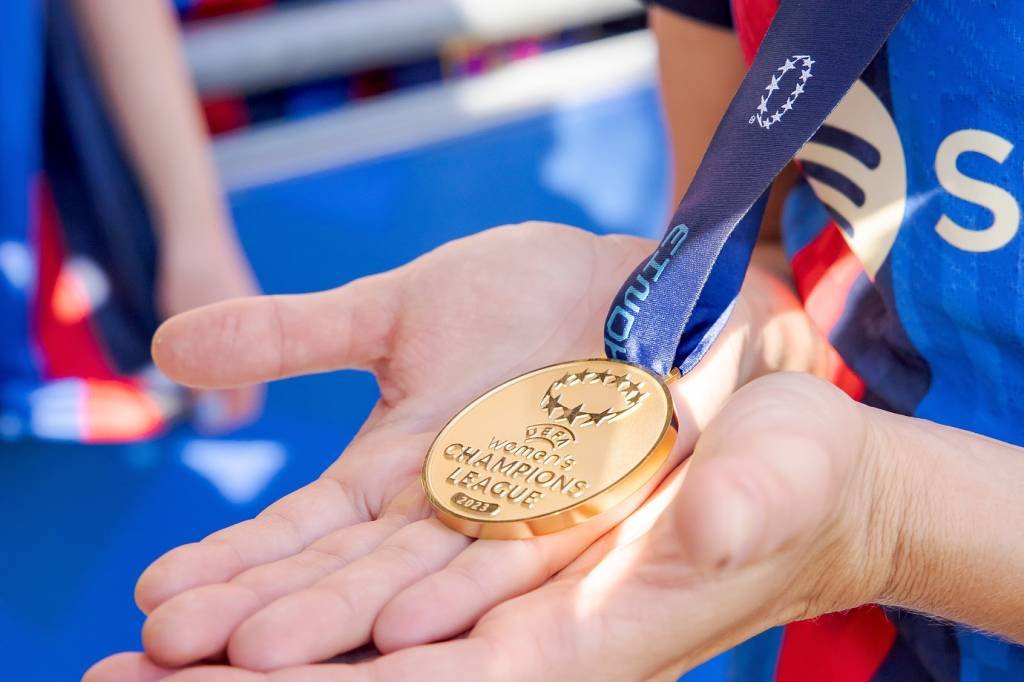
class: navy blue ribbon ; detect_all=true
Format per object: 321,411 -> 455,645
605,0 -> 914,377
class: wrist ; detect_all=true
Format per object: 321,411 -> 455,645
851,405 -> 921,609
152,190 -> 234,243
864,408 -> 1024,641
866,408 -> 969,614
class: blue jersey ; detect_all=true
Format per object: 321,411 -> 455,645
654,0 -> 1024,680
0,0 -> 174,442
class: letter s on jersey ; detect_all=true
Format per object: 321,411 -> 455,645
934,129 -> 1020,253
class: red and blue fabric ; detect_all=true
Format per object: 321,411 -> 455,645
648,0 -> 1024,679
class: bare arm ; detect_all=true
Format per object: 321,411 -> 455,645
873,408 -> 1024,639
650,7 -> 747,204
69,0 -> 228,244
70,0 -> 259,426
651,6 -> 795,240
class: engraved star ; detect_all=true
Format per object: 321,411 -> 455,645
800,69 -> 812,82
778,58 -> 796,74
564,403 -> 585,425
592,371 -> 610,384
590,407 -> 615,426
771,112 -> 782,124
757,96 -> 769,114
793,82 -> 805,96
765,74 -> 780,94
781,98 -> 794,112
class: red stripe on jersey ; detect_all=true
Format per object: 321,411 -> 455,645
730,3 -> 882,679
35,178 -> 118,381
82,379 -> 165,443
202,97 -> 250,135
828,350 -> 866,401
183,0 -> 271,21
790,221 -> 852,302
790,223 -> 866,399
732,0 -> 781,63
791,221 -> 862,331
35,178 -> 167,442
776,606 -> 897,682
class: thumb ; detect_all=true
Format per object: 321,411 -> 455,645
152,272 -> 399,389
668,373 -> 865,572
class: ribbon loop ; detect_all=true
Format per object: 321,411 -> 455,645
606,0 -> 914,376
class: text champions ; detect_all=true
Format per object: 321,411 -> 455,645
442,438 -> 590,509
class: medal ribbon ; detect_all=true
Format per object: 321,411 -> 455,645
605,0 -> 914,377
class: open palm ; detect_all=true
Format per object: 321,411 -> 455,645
122,223 -> 757,674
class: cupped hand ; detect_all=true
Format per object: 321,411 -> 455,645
90,372 -> 901,682
97,223 -> 798,676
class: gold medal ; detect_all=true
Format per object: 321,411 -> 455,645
422,359 -> 676,539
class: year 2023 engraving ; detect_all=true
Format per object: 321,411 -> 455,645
450,492 -> 501,516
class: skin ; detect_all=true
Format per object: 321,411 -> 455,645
70,0 -> 261,431
85,368 -> 1024,681
85,9 -> 1024,682
116,223 -> 821,674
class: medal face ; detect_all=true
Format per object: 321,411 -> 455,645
422,359 -> 676,539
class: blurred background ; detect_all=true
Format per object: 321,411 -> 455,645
0,0 -> 733,678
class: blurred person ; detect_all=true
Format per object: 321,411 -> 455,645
85,0 -> 1024,681
0,0 -> 260,442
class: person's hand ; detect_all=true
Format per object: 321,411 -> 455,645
155,217 -> 263,433
86,371 -> 970,682
94,223 -> 814,676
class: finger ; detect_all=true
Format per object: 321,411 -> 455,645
161,667 -> 264,682
264,639 -> 500,682
372,364 -> 733,652
193,385 -> 265,434
152,273 -> 398,389
372,536 -> 552,652
120,645 -> 493,682
367,377 -> 855,682
667,306 -> 752,443
136,474 -> 370,614
152,642 -> 497,682
671,373 -> 859,571
371,500 -> 630,653
372,367 -> 729,653
227,519 -> 472,671
82,653 -> 175,682
142,512 -> 418,667
551,375 -> 865,676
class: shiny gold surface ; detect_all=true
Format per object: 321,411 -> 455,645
422,359 -> 676,539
